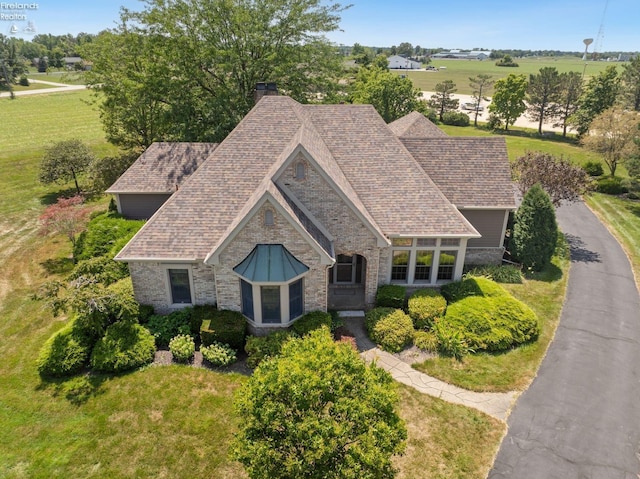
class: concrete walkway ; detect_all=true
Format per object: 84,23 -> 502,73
342,313 -> 517,421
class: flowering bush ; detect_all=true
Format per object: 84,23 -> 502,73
200,342 -> 236,367
169,334 -> 195,363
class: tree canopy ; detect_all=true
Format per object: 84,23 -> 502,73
351,64 -> 427,122
526,67 -> 561,135
570,65 -> 620,136
552,71 -> 582,137
39,139 -> 95,194
620,55 -> 640,112
427,80 -> 459,121
581,107 -> 640,176
489,74 -> 528,131
231,327 -> 406,479
82,0 -> 349,148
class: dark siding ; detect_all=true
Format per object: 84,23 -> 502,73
119,194 -> 172,220
461,209 -> 507,248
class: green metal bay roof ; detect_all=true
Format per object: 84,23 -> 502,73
233,244 -> 309,282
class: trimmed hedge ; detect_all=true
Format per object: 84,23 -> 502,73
201,342 -> 237,367
440,276 -> 507,303
37,320 -> 92,377
441,111 -> 470,126
90,321 -> 156,372
375,285 -> 406,308
583,161 -> 604,177
169,334 -> 195,363
407,289 -> 446,330
440,295 -> 539,352
365,307 -> 414,353
245,331 -> 297,369
465,265 -> 523,284
146,309 -> 193,348
290,311 -> 332,336
73,212 -> 144,261
198,309 -> 246,350
596,176 -> 629,195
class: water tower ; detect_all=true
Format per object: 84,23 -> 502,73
582,38 -> 593,60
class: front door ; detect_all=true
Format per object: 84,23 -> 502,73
328,254 -> 366,310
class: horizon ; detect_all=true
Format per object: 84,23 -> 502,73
1,0 -> 638,53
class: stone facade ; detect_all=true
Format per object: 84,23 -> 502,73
214,201 -> 327,317
129,261 -> 216,314
279,154 -> 382,307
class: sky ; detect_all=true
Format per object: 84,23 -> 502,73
2,0 -> 638,52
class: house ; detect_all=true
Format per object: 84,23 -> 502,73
387,55 -> 422,69
110,95 -> 515,333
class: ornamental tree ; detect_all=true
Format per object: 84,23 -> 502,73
231,327 -> 407,479
510,184 -> 558,272
512,151 -> 591,206
39,139 -> 95,194
39,195 -> 90,263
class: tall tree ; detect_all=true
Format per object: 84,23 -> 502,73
526,67 -> 561,135
396,42 -> 413,57
39,139 -> 95,194
581,107 -> 640,176
427,80 -> 459,121
468,74 -> 494,127
83,0 -> 349,146
489,74 -> 527,131
351,64 -> 427,122
552,71 -> 582,137
570,65 -> 620,136
620,55 -> 640,111
231,327 -> 407,479
510,184 -> 558,272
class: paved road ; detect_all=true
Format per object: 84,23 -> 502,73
0,79 -> 86,98
489,201 -> 640,479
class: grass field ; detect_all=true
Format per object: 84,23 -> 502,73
0,90 -> 506,478
398,56 -> 620,95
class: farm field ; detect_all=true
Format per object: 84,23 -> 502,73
397,56 -> 620,95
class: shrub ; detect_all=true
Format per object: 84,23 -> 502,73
407,289 -> 446,330
465,264 -> 523,284
73,212 -> 144,261
146,308 -> 193,348
138,304 -> 155,323
191,304 -> 217,334
441,276 -> 507,303
291,311 -> 332,336
366,308 -> 414,353
414,331 -> 438,352
18,75 -> 29,86
583,161 -> 604,177
198,309 -> 246,350
596,176 -> 629,195
375,284 -> 406,308
68,255 -> 130,286
169,334 -> 195,363
71,278 -> 139,340
364,307 -> 396,334
245,331 -> 297,368
440,295 -> 539,353
510,184 -> 558,272
37,321 -> 92,377
200,342 -> 237,367
90,322 -> 156,372
434,322 -> 470,360
441,111 -> 470,126
487,113 -> 502,130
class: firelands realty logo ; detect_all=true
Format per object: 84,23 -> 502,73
1,3 -> 39,35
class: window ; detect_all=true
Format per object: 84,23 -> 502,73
241,279 -> 254,320
168,269 -> 192,304
335,254 -> 355,283
417,238 -> 437,247
441,238 -> 460,247
289,279 -> 303,320
261,286 -> 281,323
437,251 -> 457,280
392,238 -> 412,247
295,161 -> 306,180
414,250 -> 433,282
391,250 -> 410,282
264,209 -> 274,226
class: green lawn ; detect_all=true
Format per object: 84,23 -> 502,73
399,56 -> 619,95
0,90 -> 505,478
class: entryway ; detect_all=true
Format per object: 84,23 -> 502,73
327,254 -> 366,310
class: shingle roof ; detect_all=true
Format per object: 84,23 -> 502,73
401,137 -> 516,209
106,142 -> 218,193
387,111 -> 448,138
116,98 -> 481,261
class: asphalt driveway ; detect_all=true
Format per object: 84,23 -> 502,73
489,200 -> 640,479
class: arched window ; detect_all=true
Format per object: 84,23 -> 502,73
295,161 -> 306,180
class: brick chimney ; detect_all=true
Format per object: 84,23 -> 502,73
254,82 -> 278,103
